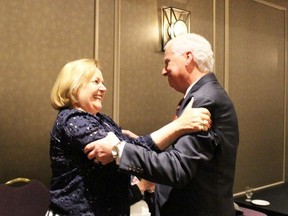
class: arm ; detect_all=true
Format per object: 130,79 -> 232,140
84,98 -> 211,161
88,130 -> 217,186
123,98 -> 211,150
151,98 -> 211,150
119,133 -> 217,187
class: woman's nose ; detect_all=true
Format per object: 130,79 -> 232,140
99,83 -> 107,91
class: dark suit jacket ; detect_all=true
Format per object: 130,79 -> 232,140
119,73 -> 239,216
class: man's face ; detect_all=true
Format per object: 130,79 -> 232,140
162,46 -> 188,94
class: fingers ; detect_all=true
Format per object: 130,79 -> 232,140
198,107 -> 211,117
201,120 -> 210,131
201,113 -> 212,125
84,142 -> 99,160
87,150 -> 97,160
182,97 -> 211,132
84,142 -> 95,154
84,132 -> 119,165
198,108 -> 211,129
122,129 -> 139,138
191,116 -> 211,132
200,115 -> 211,129
90,151 -> 113,165
95,153 -> 114,165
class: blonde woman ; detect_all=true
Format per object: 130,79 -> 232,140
47,59 -> 210,216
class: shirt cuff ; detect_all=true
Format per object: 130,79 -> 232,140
115,141 -> 126,165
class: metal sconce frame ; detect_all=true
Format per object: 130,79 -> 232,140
161,6 -> 191,51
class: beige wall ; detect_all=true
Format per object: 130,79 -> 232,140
0,0 -> 95,185
230,0 -> 286,192
1,0 -> 287,195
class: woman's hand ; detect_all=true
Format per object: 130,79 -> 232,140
122,129 -> 139,138
176,98 -> 211,132
133,177 -> 155,194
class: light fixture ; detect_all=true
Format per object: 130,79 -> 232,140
161,6 -> 191,51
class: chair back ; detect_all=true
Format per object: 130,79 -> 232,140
0,178 -> 50,216
5,177 -> 31,186
241,207 -> 267,216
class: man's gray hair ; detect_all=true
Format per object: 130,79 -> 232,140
164,33 -> 214,73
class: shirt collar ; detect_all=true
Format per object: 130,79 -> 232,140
184,78 -> 201,98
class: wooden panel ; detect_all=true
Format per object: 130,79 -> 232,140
229,0 -> 286,192
0,0 -> 95,185
119,0 -> 214,135
98,0 -> 115,117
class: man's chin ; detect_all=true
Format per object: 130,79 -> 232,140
168,83 -> 177,91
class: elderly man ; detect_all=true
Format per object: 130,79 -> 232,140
86,33 -> 239,216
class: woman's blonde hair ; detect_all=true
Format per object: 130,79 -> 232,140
51,59 -> 99,110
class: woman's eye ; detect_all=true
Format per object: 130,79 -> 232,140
92,80 -> 99,84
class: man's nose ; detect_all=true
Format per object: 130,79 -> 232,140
162,68 -> 168,76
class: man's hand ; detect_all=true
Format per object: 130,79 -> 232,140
84,132 -> 120,165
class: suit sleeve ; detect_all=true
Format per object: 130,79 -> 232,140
119,130 -> 219,187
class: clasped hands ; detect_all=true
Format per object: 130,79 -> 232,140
84,98 -> 211,165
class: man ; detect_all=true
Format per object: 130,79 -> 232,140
86,33 -> 239,216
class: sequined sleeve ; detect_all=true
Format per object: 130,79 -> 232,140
56,109 -> 161,152
100,112 -> 161,152
59,109 -> 113,151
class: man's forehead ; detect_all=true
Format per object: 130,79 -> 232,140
164,48 -> 176,59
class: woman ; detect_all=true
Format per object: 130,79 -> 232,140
47,59 -> 210,215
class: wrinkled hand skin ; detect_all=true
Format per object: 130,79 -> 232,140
84,132 -> 119,165
177,98 -> 212,132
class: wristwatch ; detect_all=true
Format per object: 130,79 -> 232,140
111,141 -> 122,159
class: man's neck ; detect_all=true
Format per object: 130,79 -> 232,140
183,69 -> 208,97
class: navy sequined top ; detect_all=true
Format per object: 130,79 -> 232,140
49,108 -> 158,216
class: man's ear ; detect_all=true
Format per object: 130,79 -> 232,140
185,51 -> 193,65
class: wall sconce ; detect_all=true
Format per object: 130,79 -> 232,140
161,6 -> 191,51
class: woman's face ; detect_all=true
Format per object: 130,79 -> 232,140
75,68 -> 107,115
